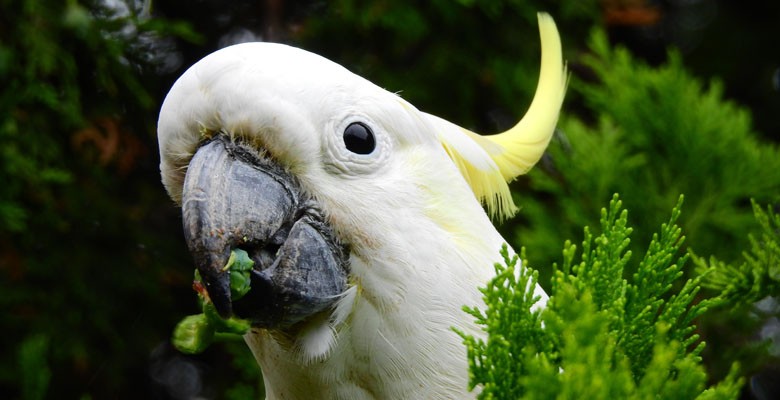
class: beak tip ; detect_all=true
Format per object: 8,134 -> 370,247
201,269 -> 234,318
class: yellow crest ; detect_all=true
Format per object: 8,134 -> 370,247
435,13 -> 568,219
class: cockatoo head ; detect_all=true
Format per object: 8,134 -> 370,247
158,12 -> 565,397
159,39 -> 454,325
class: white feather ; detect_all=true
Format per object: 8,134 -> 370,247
159,39 -> 552,399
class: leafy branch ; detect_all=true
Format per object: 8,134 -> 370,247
694,200 -> 780,308
458,194 -> 743,399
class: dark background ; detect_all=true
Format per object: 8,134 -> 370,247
1,0 -> 778,398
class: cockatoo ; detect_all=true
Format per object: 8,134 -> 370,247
158,13 -> 566,399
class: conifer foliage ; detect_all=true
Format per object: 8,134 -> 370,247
695,201 -> 780,311
458,195 -> 743,399
518,29 -> 780,271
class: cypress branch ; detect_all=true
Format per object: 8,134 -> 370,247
458,194 -> 743,399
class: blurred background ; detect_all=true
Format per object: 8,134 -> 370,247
1,0 -> 778,399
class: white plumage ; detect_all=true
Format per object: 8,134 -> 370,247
158,13 -> 565,399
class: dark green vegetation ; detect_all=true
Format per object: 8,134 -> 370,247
2,0 -> 778,398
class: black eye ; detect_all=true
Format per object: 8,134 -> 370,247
343,122 -> 376,155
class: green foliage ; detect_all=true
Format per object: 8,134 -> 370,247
3,0 -> 777,397
0,0 -> 201,230
509,23 -> 779,391
694,201 -> 780,308
691,201 -> 780,374
223,340 -> 265,400
18,334 -> 51,400
459,195 -> 744,399
516,28 -> 780,272
456,246 -> 549,399
3,0 -> 131,231
0,0 -> 200,397
172,250 -> 252,354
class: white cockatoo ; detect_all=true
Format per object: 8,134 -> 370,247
158,13 -> 566,399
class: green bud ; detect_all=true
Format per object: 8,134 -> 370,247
225,249 -> 254,300
172,314 -> 214,354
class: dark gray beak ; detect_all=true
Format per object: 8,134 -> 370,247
181,136 -> 348,329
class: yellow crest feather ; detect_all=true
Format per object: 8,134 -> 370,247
485,13 -> 568,180
435,12 -> 567,219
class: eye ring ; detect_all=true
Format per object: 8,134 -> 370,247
343,122 -> 375,155
323,114 -> 389,175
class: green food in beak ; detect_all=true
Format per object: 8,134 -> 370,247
181,136 -> 349,329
